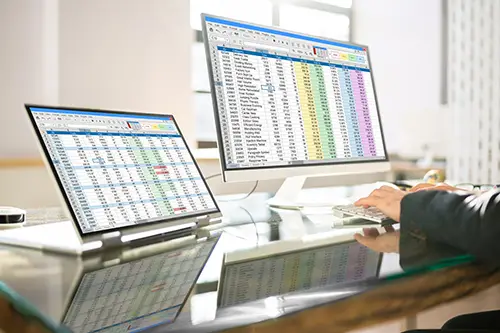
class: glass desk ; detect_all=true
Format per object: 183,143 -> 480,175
0,188 -> 496,333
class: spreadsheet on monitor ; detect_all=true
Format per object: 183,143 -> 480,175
203,15 -> 387,170
63,238 -> 217,333
30,107 -> 217,234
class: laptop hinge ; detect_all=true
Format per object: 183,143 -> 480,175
196,215 -> 210,227
100,231 -> 122,249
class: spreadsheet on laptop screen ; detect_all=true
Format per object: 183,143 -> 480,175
203,15 -> 387,170
219,241 -> 380,307
63,238 -> 217,333
29,107 -> 217,234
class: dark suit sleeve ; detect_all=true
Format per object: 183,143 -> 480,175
399,189 -> 500,267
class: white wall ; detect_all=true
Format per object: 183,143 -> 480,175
0,0 -> 193,158
0,0 -> 57,157
352,0 -> 448,158
58,0 -> 194,147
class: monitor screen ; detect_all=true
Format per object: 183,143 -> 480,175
63,238 -> 218,333
28,106 -> 218,235
218,240 -> 380,307
202,15 -> 387,171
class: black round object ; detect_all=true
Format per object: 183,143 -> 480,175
0,214 -> 25,224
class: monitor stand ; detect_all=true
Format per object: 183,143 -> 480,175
266,176 -> 345,210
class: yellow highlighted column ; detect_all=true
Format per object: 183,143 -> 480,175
294,61 -> 323,159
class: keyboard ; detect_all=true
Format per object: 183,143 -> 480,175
332,204 -> 391,223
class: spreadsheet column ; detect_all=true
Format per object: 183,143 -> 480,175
59,134 -> 95,230
294,62 -> 323,160
59,133 -> 99,231
120,135 -> 151,221
310,63 -> 336,159
296,251 -> 315,290
338,68 -> 364,157
364,72 -> 385,156
259,56 -> 281,161
152,137 -> 177,216
272,58 -> 294,162
218,49 -> 241,164
149,136 -> 177,216
282,59 -> 309,161
318,247 -> 334,286
234,50 -> 270,164
351,69 -> 376,156
161,140 -> 189,214
128,135 -> 161,219
157,140 -> 183,216
357,70 -> 378,156
323,67 -> 350,158
169,136 -> 205,213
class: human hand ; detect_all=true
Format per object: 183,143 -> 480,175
354,186 -> 405,222
409,183 -> 459,193
354,226 -> 400,253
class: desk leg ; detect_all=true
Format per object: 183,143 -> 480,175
400,315 -> 417,331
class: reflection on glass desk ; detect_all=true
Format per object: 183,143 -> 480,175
63,236 -> 219,333
218,233 -> 381,307
0,189 -> 484,333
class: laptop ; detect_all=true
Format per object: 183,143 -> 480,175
217,230 -> 382,307
60,231 -> 221,333
0,105 -> 222,255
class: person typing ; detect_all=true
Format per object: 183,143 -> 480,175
353,183 -> 500,332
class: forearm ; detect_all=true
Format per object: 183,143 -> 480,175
400,190 -> 500,267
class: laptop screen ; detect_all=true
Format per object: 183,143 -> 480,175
218,240 -> 381,307
27,106 -> 218,235
63,237 -> 218,333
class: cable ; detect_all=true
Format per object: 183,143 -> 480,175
218,205 -> 259,245
204,173 -> 259,243
204,173 -> 259,202
204,173 -> 222,181
236,205 -> 259,245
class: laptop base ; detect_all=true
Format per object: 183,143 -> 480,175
0,222 -> 94,255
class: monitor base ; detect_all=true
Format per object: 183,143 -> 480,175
266,176 -> 341,210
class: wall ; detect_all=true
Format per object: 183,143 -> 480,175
0,0 -> 57,157
352,0 -> 448,158
0,0 -> 193,158
58,0 -> 194,148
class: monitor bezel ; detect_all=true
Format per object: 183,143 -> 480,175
25,104 -> 221,240
201,14 -> 390,182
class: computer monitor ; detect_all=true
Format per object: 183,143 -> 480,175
27,105 -> 219,242
201,14 -> 390,208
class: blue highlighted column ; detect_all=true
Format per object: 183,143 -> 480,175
337,68 -> 363,157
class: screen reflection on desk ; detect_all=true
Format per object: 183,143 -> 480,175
218,240 -> 381,307
62,238 -> 218,333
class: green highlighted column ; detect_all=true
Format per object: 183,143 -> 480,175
310,64 -> 336,159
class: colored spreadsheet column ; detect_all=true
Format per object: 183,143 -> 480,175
310,64 -> 336,159
128,136 -> 158,219
350,70 -> 373,156
151,150 -> 175,216
355,71 -> 377,156
338,68 -> 363,157
294,61 -> 323,160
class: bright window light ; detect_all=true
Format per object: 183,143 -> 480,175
279,4 -> 350,41
190,0 -> 273,30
